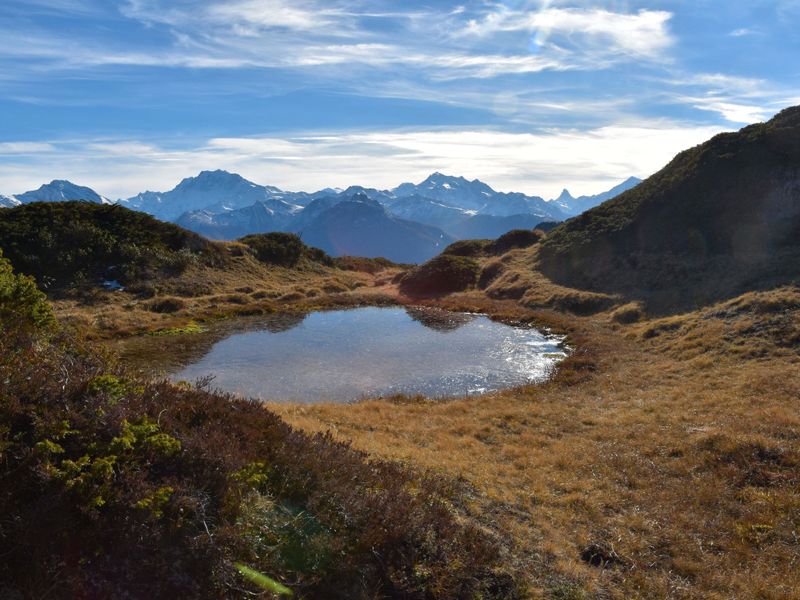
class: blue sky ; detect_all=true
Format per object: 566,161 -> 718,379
1,0 -> 799,199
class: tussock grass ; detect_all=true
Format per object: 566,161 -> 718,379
274,244 -> 800,599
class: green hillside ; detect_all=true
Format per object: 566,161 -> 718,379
540,106 -> 800,309
0,202 -> 226,289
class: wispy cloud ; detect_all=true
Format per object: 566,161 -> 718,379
2,0 -> 676,81
0,142 -> 56,154
462,6 -> 674,60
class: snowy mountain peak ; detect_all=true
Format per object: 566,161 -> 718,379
175,170 -> 258,191
556,189 -> 574,202
393,173 -> 501,211
0,194 -> 21,208
14,180 -> 111,205
343,191 -> 383,209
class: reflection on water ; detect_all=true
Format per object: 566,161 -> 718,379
404,306 -> 476,332
115,307 -> 566,403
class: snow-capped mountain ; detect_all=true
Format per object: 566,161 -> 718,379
120,170 -> 298,221
13,180 -> 111,205
392,172 -> 568,220
386,194 -> 474,232
0,195 -> 20,208
337,185 -> 396,205
552,176 -> 642,216
176,197 -> 302,240
4,170 -> 640,263
174,190 -> 452,263
393,173 -> 496,211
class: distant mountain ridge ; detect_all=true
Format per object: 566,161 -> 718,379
551,176 -> 642,215
120,170 -> 304,222
296,192 -> 453,264
4,180 -> 112,206
3,171 -> 639,262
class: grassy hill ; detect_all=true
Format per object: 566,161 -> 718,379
0,202 -> 227,290
0,203 -> 405,338
0,238 -> 510,599
539,106 -> 800,310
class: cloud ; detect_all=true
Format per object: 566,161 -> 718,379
0,123 -> 725,200
1,0 -> 675,83
691,100 -> 770,124
0,142 -> 56,154
463,6 -> 674,60
206,0 -> 350,34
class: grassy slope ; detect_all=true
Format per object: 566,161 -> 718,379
0,202 -> 407,338
539,106 -> 800,311
271,109 -> 800,599
5,114 -> 800,599
276,249 -> 800,599
0,230 -> 509,598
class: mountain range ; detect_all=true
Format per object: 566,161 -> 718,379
1,171 -> 640,263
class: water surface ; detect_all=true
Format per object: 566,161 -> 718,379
118,307 -> 565,403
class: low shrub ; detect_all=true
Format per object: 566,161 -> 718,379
240,232 -> 306,267
611,302 -> 644,324
0,248 -> 54,335
0,256 -> 513,599
399,254 -> 480,296
145,296 -> 186,313
442,239 -> 491,257
240,233 -> 333,268
0,202 -> 223,289
334,256 -> 400,273
487,229 -> 544,255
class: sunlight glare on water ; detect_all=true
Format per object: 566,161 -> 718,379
156,307 -> 566,403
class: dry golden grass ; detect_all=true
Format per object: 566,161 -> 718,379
51,250 -> 407,339
65,239 -> 799,598
269,251 -> 800,600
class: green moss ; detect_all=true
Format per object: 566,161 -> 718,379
149,320 -> 207,336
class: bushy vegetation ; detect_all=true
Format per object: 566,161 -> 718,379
0,202 -> 223,290
239,232 -> 334,268
334,255 -> 402,273
0,259 -> 511,599
486,229 -> 543,255
399,254 -> 480,296
441,239 -> 491,257
0,248 -> 53,334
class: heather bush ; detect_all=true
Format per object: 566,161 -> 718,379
0,203 -> 222,289
240,232 -> 333,268
441,239 -> 491,257
399,254 -> 480,296
0,259 -> 512,599
487,229 -> 543,255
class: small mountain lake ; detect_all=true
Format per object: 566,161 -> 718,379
115,307 -> 566,403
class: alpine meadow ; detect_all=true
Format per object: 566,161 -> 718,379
1,1 -> 799,599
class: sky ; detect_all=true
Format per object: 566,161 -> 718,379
1,0 -> 799,199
